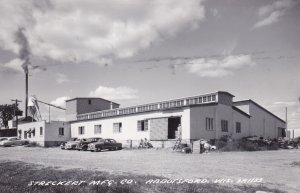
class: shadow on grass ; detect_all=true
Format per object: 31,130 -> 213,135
0,161 -> 286,193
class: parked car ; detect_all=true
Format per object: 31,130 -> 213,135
65,138 -> 86,150
0,137 -> 8,142
0,137 -> 29,147
88,138 -> 122,152
76,137 -> 102,151
60,138 -> 78,149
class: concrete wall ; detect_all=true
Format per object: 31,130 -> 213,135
232,108 -> 251,139
44,121 -> 71,146
218,92 -> 233,106
190,105 -> 218,140
249,103 -> 286,139
190,104 -> 250,140
70,107 -> 190,147
76,98 -> 119,114
235,101 -> 286,138
19,121 -> 46,146
66,100 -> 77,122
19,121 -> 70,147
66,98 -> 120,121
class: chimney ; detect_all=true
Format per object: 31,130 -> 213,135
110,102 -> 113,110
25,72 -> 28,117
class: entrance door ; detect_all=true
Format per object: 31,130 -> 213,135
168,117 -> 181,139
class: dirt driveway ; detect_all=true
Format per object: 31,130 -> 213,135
0,147 -> 299,193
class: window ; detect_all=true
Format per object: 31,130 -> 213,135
28,129 -> 31,138
32,128 -> 35,137
236,122 -> 241,133
221,120 -> 228,132
113,123 -> 122,133
94,125 -> 102,134
59,127 -> 64,136
138,120 -> 148,131
205,118 -> 214,130
78,126 -> 85,135
88,99 -> 92,105
40,127 -> 43,135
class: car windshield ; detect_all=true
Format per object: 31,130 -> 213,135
110,139 -> 116,143
0,138 -> 8,141
88,138 -> 102,142
9,138 -> 17,141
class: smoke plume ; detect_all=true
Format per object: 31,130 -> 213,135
15,27 -> 31,73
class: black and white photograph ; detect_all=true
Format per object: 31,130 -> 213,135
0,0 -> 299,192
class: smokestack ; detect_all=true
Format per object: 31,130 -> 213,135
15,28 -> 30,118
25,72 -> 28,117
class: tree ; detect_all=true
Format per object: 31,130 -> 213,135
0,104 -> 20,128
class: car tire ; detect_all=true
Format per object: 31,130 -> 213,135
98,147 -> 102,152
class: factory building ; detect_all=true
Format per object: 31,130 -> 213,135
67,91 -> 286,148
18,121 -> 71,147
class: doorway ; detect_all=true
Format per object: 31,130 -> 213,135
168,117 -> 181,139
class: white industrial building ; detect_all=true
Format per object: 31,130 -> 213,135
67,91 -> 286,148
18,121 -> 71,147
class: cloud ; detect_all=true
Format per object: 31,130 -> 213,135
185,54 -> 254,77
50,96 -> 70,108
211,8 -> 219,17
55,73 -> 69,84
272,101 -> 298,107
1,58 -> 24,73
0,0 -> 205,67
253,0 -> 296,29
89,86 -> 138,100
1,58 -> 47,73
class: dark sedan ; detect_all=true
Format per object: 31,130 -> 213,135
76,137 -> 102,151
88,138 -> 122,152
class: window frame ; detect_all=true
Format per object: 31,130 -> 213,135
236,122 -> 241,133
59,127 -> 64,136
205,117 -> 214,131
40,127 -> 43,136
113,122 -> 122,133
137,120 -> 149,131
221,120 -> 229,132
94,124 -> 102,134
78,126 -> 85,135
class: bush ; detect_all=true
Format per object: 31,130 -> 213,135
215,137 -> 280,152
24,142 -> 38,147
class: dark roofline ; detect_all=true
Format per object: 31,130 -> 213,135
232,106 -> 251,118
71,103 -> 219,123
66,97 -> 120,105
218,91 -> 235,97
233,100 -> 286,124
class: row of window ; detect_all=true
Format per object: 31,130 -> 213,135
23,127 -> 65,139
78,118 -> 241,135
78,120 -> 149,135
205,118 -> 242,133
186,95 -> 216,105
77,94 -> 218,120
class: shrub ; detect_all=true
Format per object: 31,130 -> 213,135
24,142 -> 37,147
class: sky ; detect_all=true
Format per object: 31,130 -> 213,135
0,0 -> 299,130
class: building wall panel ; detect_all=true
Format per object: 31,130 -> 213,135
149,118 -> 168,140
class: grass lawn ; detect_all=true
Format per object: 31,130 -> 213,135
0,161 -> 285,193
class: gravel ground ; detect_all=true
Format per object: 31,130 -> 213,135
0,146 -> 299,193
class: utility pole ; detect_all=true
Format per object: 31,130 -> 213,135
285,107 -> 288,138
11,99 -> 22,138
